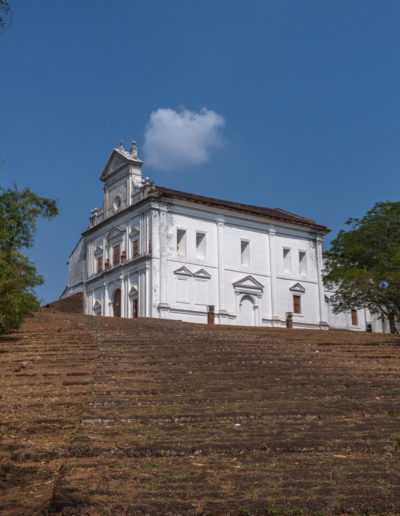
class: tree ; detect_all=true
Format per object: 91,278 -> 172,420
0,181 -> 58,334
323,201 -> 400,334
0,1 -> 10,30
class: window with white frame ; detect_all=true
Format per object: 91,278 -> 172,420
241,240 -> 250,266
177,229 -> 187,257
299,251 -> 307,275
196,232 -> 206,260
283,248 -> 292,273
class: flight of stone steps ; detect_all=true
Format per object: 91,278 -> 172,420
1,309 -> 400,515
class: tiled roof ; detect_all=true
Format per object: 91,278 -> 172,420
153,186 -> 330,232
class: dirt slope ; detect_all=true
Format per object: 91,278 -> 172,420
1,311 -> 400,515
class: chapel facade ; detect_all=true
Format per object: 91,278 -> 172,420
63,142 -> 386,332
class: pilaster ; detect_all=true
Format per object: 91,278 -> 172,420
216,217 -> 225,313
159,204 -> 168,306
315,234 -> 329,328
120,274 -> 126,317
268,226 -> 280,324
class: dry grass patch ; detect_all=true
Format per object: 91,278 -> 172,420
1,311 -> 400,514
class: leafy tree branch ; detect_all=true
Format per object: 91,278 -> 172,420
323,201 -> 400,333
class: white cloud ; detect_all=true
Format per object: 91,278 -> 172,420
143,107 -> 225,170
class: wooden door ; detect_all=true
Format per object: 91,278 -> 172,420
132,298 -> 138,318
113,289 -> 121,318
293,295 -> 301,314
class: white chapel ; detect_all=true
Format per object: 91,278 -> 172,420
63,141 -> 386,332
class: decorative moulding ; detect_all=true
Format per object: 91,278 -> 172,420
93,300 -> 102,310
129,226 -> 140,238
193,268 -> 211,279
173,266 -> 192,277
233,275 -> 264,291
100,146 -> 143,182
129,285 -> 139,296
106,226 -> 125,242
289,282 -> 306,293
94,246 -> 103,256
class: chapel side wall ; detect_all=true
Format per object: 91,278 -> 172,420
273,232 -> 321,327
325,299 -> 386,333
222,222 -> 270,322
62,237 -> 86,297
163,210 -> 219,323
161,205 -> 328,328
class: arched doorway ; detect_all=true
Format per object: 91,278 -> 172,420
239,295 -> 254,326
113,289 -> 121,318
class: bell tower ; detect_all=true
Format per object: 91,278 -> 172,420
99,141 -> 144,220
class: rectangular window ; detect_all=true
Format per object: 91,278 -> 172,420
132,239 -> 139,257
194,278 -> 208,305
176,277 -> 189,303
351,309 -> 358,326
196,232 -> 206,259
113,244 -> 120,265
299,251 -> 307,275
132,298 -> 138,318
241,240 -> 250,265
177,229 -> 187,257
97,256 -> 102,273
283,248 -> 292,273
293,295 -> 301,314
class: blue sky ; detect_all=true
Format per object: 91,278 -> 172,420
1,1 -> 400,304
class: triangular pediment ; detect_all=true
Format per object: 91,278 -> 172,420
106,226 -> 125,241
129,285 -> 138,296
173,266 -> 192,277
233,275 -> 264,290
289,282 -> 306,293
129,226 -> 140,238
93,300 -> 102,310
94,246 -> 103,255
193,268 -> 211,279
100,145 -> 143,182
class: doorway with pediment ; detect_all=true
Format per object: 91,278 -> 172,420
233,275 -> 264,326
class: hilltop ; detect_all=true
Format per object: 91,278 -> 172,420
1,308 -> 400,515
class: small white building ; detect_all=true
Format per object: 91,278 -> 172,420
63,141 -> 384,332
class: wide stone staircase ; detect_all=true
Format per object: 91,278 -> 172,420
1,310 -> 400,515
